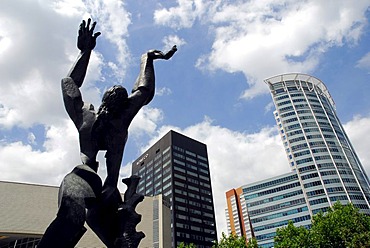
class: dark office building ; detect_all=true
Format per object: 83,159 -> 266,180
132,130 -> 217,247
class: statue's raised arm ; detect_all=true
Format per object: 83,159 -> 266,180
69,18 -> 101,86
61,19 -> 100,132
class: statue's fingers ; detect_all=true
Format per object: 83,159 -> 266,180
93,32 -> 101,39
79,20 -> 87,34
79,25 -> 83,36
87,18 -> 91,31
91,21 -> 97,33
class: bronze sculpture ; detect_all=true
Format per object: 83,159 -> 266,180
38,19 -> 176,248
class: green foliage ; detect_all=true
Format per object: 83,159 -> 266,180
246,237 -> 259,248
177,242 -> 196,248
274,221 -> 310,248
213,232 -> 247,248
310,202 -> 370,248
213,232 -> 259,248
274,202 -> 370,248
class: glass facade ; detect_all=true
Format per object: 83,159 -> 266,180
241,173 -> 310,248
267,73 -> 370,215
132,130 -> 217,248
226,73 -> 370,248
0,237 -> 41,248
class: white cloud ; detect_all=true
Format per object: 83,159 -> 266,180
264,101 -> 275,114
343,115 -> 370,177
155,87 -> 173,96
155,0 -> 370,99
0,36 -> 11,54
154,0 -> 214,29
51,0 -> 86,16
0,1 -> 75,128
129,106 -> 164,138
84,0 -> 132,81
162,35 -> 187,51
0,120 -> 80,185
27,132 -> 36,145
356,52 -> 370,72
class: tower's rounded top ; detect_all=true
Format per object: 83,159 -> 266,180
264,73 -> 334,107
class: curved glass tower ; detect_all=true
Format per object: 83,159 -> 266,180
265,73 -> 370,215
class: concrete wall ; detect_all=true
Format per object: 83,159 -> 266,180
0,181 -> 171,248
0,181 -> 104,247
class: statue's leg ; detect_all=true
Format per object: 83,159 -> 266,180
37,197 -> 87,248
86,186 -> 122,247
103,143 -> 125,189
38,177 -> 87,247
38,165 -> 101,248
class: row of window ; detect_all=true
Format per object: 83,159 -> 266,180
246,190 -> 303,208
248,198 -> 306,216
176,232 -> 215,244
173,159 -> 210,177
245,182 -> 301,200
301,172 -> 318,180
175,213 -> 215,224
175,222 -> 215,235
291,143 -> 308,151
294,147 -> 341,159
287,129 -> 303,137
277,96 -> 321,108
327,186 -> 344,193
309,197 -> 328,205
175,193 -> 213,205
306,189 -> 325,197
315,154 -> 344,161
173,145 -> 208,162
243,174 -> 298,193
251,206 -> 308,224
253,214 -> 311,233
350,194 -> 365,201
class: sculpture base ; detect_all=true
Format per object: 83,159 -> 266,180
38,166 -> 145,248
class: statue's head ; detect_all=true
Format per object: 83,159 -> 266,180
98,85 -> 128,115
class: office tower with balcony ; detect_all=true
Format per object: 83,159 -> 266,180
266,73 -> 370,213
226,73 -> 370,248
132,130 -> 217,248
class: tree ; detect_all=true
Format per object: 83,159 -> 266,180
177,242 -> 196,248
274,202 -> 370,248
310,202 -> 370,248
213,232 -> 259,248
246,237 -> 259,248
213,232 -> 246,248
274,221 -> 310,248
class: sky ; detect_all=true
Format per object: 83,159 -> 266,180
1,0 -> 370,237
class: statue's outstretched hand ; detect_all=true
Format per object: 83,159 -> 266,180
77,18 -> 101,52
148,45 -> 177,60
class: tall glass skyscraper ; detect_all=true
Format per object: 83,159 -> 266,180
225,73 -> 370,248
266,73 -> 370,214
